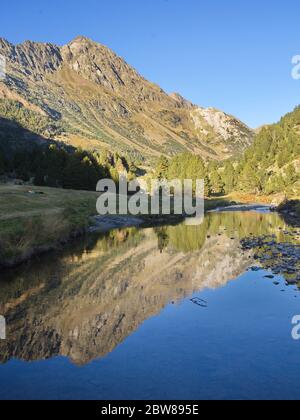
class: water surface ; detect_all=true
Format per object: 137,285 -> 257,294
0,210 -> 299,400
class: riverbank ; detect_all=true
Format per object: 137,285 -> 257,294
0,184 -> 99,268
0,185 -> 236,268
88,197 -> 237,233
0,184 -> 297,269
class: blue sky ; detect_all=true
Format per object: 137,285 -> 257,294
1,0 -> 300,127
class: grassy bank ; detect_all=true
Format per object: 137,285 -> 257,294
0,185 -> 99,267
0,185 -> 276,268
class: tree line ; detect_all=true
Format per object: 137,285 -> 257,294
0,144 -> 137,191
155,153 -> 229,196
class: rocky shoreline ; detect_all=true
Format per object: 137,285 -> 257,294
241,234 -> 300,284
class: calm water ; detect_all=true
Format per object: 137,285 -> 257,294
0,209 -> 300,400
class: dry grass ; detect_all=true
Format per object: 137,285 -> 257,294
0,184 -> 99,265
0,184 -> 98,217
0,215 -> 70,262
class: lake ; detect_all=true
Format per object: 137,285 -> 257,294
0,208 -> 299,400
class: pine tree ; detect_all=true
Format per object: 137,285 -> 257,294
209,169 -> 224,195
222,161 -> 236,194
155,155 -> 169,180
204,175 -> 212,197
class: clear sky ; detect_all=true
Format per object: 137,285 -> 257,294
1,0 -> 300,128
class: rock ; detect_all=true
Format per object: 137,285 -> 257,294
286,277 -> 298,285
250,266 -> 262,272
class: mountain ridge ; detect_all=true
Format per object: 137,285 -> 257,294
0,36 -> 254,161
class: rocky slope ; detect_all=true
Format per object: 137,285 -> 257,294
0,36 -> 254,160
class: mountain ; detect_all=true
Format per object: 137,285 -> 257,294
0,36 -> 254,161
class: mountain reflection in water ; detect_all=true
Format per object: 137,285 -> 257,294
0,211 -> 297,366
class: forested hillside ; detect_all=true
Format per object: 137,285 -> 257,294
154,106 -> 300,198
235,106 -> 300,195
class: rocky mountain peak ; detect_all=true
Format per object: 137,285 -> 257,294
61,36 -> 154,97
169,93 -> 195,109
0,37 -> 13,50
69,35 -> 93,44
190,106 -> 254,152
0,36 -> 254,160
1,38 -> 62,81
